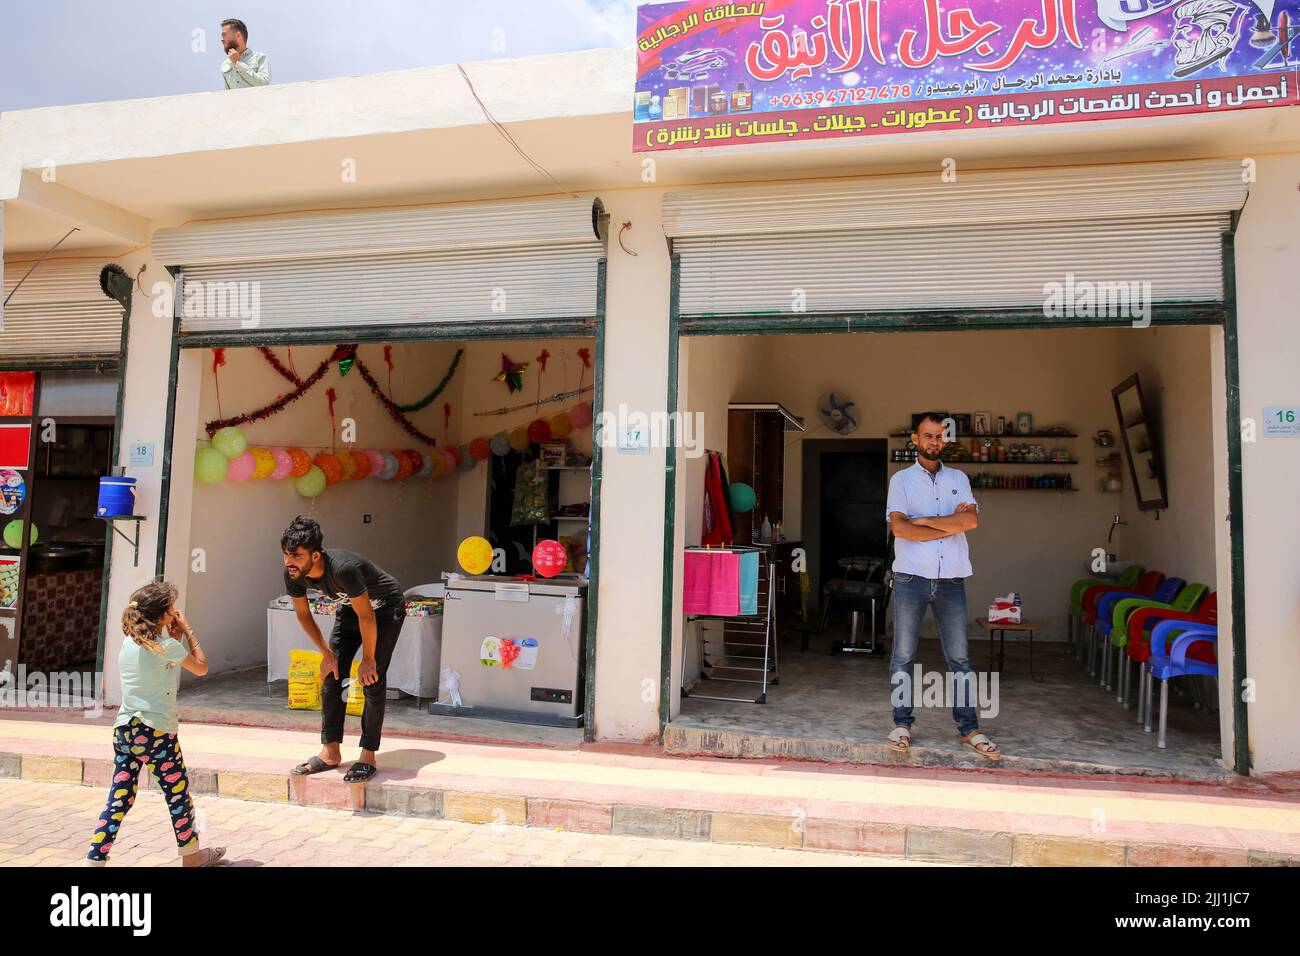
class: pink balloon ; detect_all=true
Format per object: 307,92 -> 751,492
568,402 -> 594,429
364,449 -> 387,479
227,450 -> 256,481
439,449 -> 458,473
270,448 -> 294,480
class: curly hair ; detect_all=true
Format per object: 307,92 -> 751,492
121,579 -> 178,655
281,515 -> 323,555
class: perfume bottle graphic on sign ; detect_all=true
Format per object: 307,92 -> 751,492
731,82 -> 753,111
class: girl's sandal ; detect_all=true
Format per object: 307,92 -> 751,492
887,727 -> 912,753
961,732 -> 1003,761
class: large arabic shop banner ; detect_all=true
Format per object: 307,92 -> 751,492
634,0 -> 1298,150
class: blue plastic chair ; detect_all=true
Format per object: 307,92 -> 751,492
1142,620 -> 1218,750
1094,578 -> 1185,690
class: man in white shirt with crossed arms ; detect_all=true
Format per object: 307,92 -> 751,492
885,412 -> 1001,760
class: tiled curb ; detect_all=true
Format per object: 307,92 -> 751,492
6,749 -> 1294,866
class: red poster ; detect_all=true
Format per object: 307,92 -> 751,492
0,425 -> 32,470
0,372 -> 35,417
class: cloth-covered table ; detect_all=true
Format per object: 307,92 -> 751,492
266,604 -> 442,698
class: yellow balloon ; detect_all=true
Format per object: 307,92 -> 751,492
457,536 -> 494,575
251,447 -> 276,480
548,413 -> 573,439
508,426 -> 530,452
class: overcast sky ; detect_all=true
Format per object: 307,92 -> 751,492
0,0 -> 637,113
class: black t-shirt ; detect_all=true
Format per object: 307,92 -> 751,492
284,548 -> 403,617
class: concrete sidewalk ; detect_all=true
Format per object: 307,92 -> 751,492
2,713 -> 1298,866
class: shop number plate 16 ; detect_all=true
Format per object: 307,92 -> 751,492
1264,407 -> 1300,437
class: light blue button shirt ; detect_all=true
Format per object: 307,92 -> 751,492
114,636 -> 190,735
886,460 -> 978,579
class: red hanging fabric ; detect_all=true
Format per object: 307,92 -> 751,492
443,402 -> 452,445
701,452 -> 734,547
383,345 -> 394,399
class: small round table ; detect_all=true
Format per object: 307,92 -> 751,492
976,617 -> 1044,682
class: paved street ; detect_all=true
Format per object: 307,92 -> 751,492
0,778 -> 932,867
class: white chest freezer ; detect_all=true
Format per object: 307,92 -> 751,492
428,574 -> 587,727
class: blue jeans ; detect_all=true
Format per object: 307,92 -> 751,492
889,574 -> 979,736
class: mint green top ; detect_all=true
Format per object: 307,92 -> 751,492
114,636 -> 190,735
221,49 -> 271,89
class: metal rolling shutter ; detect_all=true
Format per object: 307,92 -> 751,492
1,259 -> 123,360
152,196 -> 603,334
662,160 -> 1247,318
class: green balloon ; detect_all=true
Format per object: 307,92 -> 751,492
729,482 -> 756,514
3,520 -> 37,549
294,465 -> 327,499
195,447 -> 229,484
212,426 -> 248,459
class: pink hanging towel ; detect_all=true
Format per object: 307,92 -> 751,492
683,550 -> 740,617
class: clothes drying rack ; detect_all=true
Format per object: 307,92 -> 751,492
681,545 -> 778,705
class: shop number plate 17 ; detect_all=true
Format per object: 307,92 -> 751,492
1263,407 -> 1300,437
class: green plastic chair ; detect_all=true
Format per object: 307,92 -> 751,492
1108,582 -> 1208,707
1067,564 -> 1142,655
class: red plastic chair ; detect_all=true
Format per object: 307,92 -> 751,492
1080,571 -> 1164,676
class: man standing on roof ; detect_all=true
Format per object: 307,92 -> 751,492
220,18 -> 271,89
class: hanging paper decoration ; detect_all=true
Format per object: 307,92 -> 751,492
251,447 -> 276,480
338,349 -> 356,377
313,452 -> 343,485
288,448 -> 313,478
195,448 -> 228,485
295,465 -> 327,498
364,449 -> 386,478
527,419 -> 552,444
577,347 -> 592,390
227,451 -> 257,481
271,448 -> 295,480
495,353 -> 528,394
212,426 -> 248,459
349,449 -> 372,480
468,437 -> 491,461
443,402 -> 452,446
393,450 -> 415,482
532,540 -> 568,578
211,348 -> 228,419
326,388 -> 338,453
395,349 -> 463,413
383,345 -> 395,399
508,426 -> 530,452
569,403 -> 594,429
548,413 -> 573,439
536,349 -> 550,373
490,432 -> 511,457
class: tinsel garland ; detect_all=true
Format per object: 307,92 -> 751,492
352,356 -> 441,446
259,346 -> 301,386
205,345 -> 353,437
395,348 -> 463,412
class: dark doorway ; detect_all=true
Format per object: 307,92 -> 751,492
801,439 -> 888,597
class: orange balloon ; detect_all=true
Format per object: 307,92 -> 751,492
313,452 -> 343,486
288,448 -> 313,478
393,450 -> 414,481
349,449 -> 371,479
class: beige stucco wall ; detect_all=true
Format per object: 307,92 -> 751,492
1229,154 -> 1300,773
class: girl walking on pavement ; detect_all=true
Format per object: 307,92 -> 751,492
85,579 -> 226,866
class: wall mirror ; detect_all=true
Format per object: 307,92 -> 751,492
1111,374 -> 1168,511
